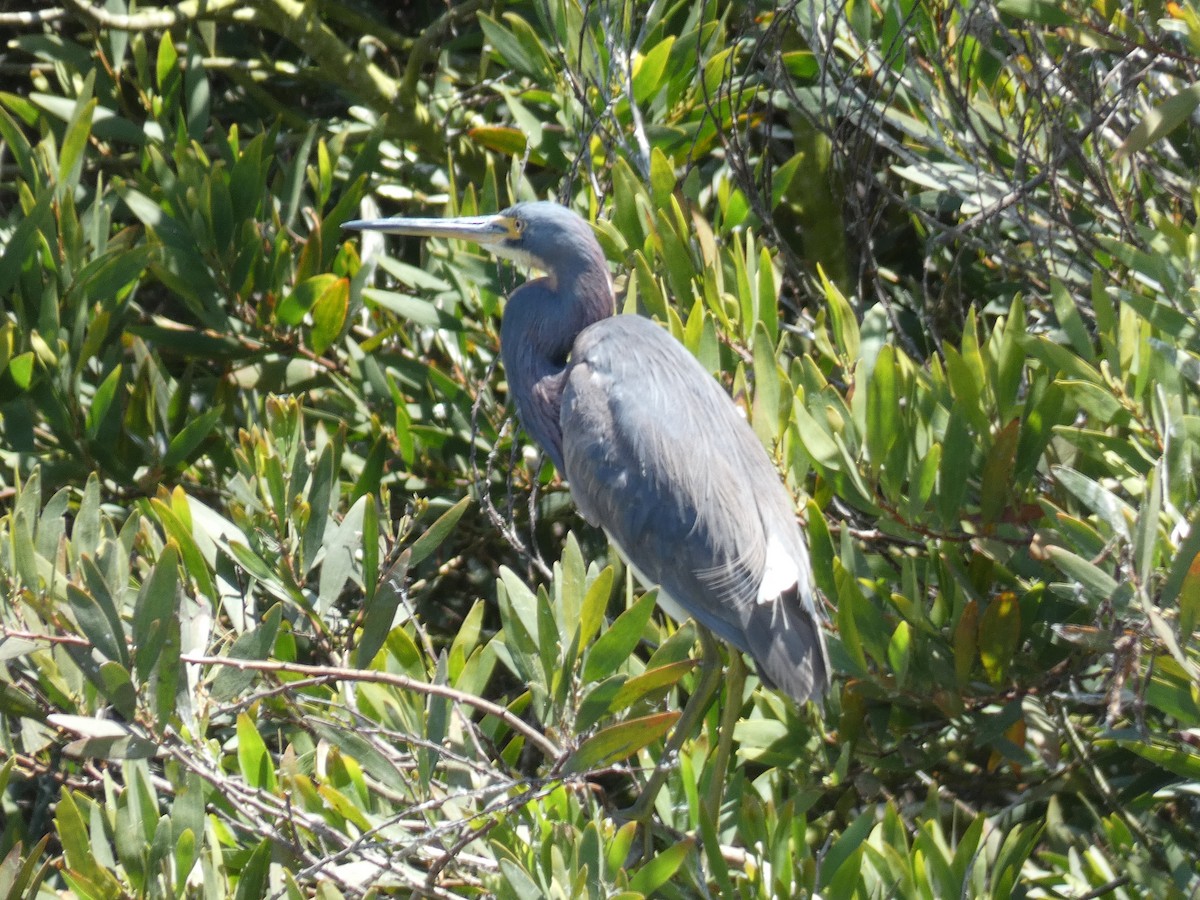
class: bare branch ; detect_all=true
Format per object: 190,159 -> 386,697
180,653 -> 562,761
0,8 -> 68,25
61,0 -> 247,29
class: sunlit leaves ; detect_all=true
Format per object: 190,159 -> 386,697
1,0 -> 1198,896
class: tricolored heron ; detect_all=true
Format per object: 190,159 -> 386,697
344,201 -> 829,804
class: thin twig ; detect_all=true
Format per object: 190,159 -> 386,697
180,653 -> 562,761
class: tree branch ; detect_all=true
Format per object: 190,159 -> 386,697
62,0 -> 247,29
0,8 -> 68,25
180,653 -> 562,761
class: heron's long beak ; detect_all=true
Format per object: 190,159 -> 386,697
342,214 -> 516,245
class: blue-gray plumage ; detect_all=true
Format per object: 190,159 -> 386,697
344,201 -> 830,704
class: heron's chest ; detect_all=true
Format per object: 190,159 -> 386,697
559,362 -> 632,500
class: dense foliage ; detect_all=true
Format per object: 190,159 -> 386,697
0,0 -> 1198,896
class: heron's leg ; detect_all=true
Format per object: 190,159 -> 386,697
702,649 -> 746,829
624,627 -> 724,822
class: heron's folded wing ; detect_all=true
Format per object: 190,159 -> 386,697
561,316 -> 828,702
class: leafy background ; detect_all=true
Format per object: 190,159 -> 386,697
0,0 -> 1198,896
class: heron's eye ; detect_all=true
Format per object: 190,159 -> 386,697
513,218 -> 525,235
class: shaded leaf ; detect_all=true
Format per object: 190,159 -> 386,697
978,592 -> 1020,685
1115,81 -> 1200,160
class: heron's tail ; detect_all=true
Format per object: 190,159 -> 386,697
743,584 -> 830,704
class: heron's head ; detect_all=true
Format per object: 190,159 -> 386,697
343,201 -> 604,283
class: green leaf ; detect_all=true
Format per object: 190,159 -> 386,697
0,187 -> 53,300
628,838 -> 694,895
608,659 -> 696,713
50,716 -> 159,760
234,839 -> 272,900
309,723 -> 409,796
1162,509 -> 1200,638
497,568 -> 541,683
792,402 -> 840,470
210,604 -> 282,701
834,563 -> 871,675
0,836 -> 50,897
951,815 -> 987,887
309,275 -> 349,354
991,823 -> 1044,898
98,661 -> 137,720
448,597 -> 486,676
479,12 -> 553,79
55,789 -> 122,895
184,37 -> 210,142
1053,465 -> 1133,539
606,821 -> 639,876
277,273 -> 339,326
156,32 -> 178,91
943,347 -> 988,435
162,405 -> 224,470
58,97 -> 97,196
85,364 -> 123,440
1132,463 -> 1162,585
0,683 -> 43,719
576,676 -> 627,732
649,147 -> 675,211
819,807 -> 875,890
1113,735 -> 1200,780
67,578 -> 126,669
757,246 -> 779,345
499,860 -> 541,898
953,599 -> 979,686
558,533 -> 587,645
562,711 -> 678,773
236,712 -> 277,793
582,589 -> 658,683
820,266 -> 859,362
467,125 -> 527,156
1115,81 -> 1200,161
148,494 -> 217,607
79,245 -> 154,307
996,0 -> 1072,25
633,37 -> 675,104
1050,279 -> 1095,362
752,322 -> 782,444
980,419 -> 1021,525
302,443 -> 335,573
355,550 -> 410,669
866,344 -> 898,477
362,287 -> 461,329
781,50 -> 818,80
227,541 -> 279,585
317,493 -> 366,611
133,544 -> 180,681
978,592 -> 1020,685
408,496 -> 470,567
5,351 -> 34,391
577,564 -> 614,653
887,621 -> 911,689
0,105 -> 34,183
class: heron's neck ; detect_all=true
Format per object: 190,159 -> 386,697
499,282 -> 563,469
557,258 -> 615,333
500,270 -> 612,472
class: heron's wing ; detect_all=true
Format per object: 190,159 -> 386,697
561,316 -> 829,702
